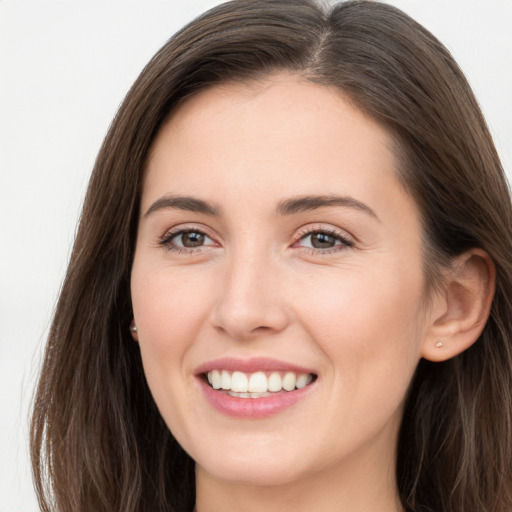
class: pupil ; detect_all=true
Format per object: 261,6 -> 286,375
183,232 -> 205,247
311,233 -> 335,248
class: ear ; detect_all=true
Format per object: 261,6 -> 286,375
421,249 -> 495,362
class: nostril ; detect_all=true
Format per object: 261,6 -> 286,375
253,325 -> 272,332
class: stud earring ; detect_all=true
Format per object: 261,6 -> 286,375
435,341 -> 445,348
129,320 -> 138,340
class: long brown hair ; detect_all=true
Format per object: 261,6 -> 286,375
31,1 -> 512,511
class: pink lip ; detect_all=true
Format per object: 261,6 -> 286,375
194,357 -> 316,375
199,379 -> 315,419
195,357 -> 317,419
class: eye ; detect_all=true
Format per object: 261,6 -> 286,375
302,232 -> 340,249
173,231 -> 208,248
160,228 -> 216,252
294,228 -> 353,252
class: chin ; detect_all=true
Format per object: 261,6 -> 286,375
199,456 -> 307,487
188,433 -> 315,487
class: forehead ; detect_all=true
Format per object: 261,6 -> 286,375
154,75 -> 392,158
143,75 -> 414,223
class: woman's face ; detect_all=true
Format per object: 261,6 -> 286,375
131,75 -> 434,487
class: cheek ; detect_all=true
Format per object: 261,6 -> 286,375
293,268 -> 425,446
132,262 -> 212,336
130,263 -> 219,439
294,263 -> 425,386
130,262 -> 215,387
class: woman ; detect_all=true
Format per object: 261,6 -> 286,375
30,1 -> 512,511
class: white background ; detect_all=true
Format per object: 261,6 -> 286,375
1,1 -> 511,510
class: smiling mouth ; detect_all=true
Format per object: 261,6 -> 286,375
205,370 -> 317,398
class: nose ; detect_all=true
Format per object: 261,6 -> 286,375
210,248 -> 290,341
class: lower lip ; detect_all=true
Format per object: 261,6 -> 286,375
199,378 -> 314,419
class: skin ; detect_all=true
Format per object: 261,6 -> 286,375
130,75 -> 493,512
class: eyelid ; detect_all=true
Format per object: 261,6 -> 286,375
157,222 -> 354,254
292,224 -> 355,252
159,223 -> 220,252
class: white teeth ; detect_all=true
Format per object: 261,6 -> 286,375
296,373 -> 313,389
227,391 -> 273,398
206,369 -> 314,394
267,372 -> 282,392
231,371 -> 249,392
228,391 -> 251,398
211,369 -> 221,390
221,370 -> 231,390
248,372 -> 267,392
282,372 -> 296,391
250,392 -> 270,398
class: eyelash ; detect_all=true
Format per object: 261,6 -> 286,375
293,226 -> 354,255
159,226 -> 354,255
159,227 -> 217,254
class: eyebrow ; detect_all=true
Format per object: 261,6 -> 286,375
277,195 -> 379,220
144,193 -> 378,221
144,195 -> 220,218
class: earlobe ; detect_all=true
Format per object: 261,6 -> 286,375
421,249 -> 495,362
130,320 -> 139,342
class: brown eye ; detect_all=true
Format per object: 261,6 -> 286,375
310,232 -> 338,249
170,230 -> 210,248
295,229 -> 353,252
181,231 -> 205,247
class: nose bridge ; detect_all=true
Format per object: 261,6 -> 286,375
212,238 -> 289,340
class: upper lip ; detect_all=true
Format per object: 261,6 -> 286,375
194,357 -> 316,376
